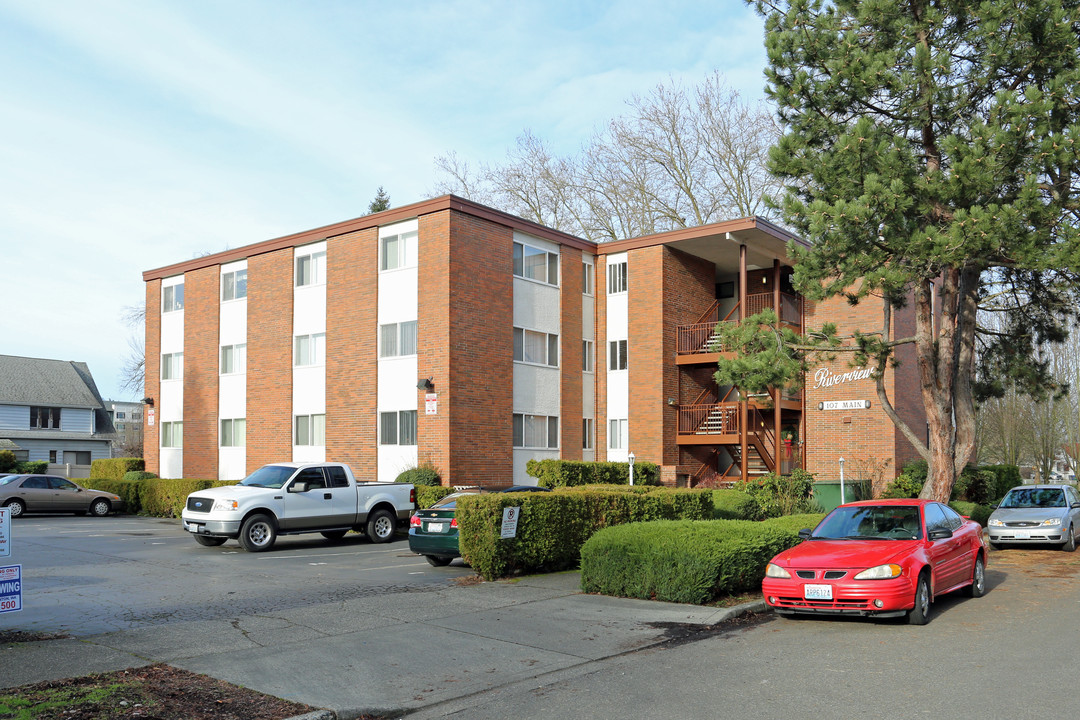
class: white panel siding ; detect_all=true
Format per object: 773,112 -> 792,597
513,449 -> 556,485
160,381 -> 183,422
293,242 -> 326,465
582,294 -> 594,341
378,357 -> 418,410
0,405 -> 29,430
220,297 -> 247,345
377,446 -> 418,483
219,375 -> 246,421
160,448 -> 183,479
292,445 -> 325,463
513,280 -> 561,334
293,367 -> 326,415
218,447 -> 246,480
606,252 -> 629,461
512,365 -> 560,417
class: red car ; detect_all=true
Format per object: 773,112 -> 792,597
762,499 -> 986,624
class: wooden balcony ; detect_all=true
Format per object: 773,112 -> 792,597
676,292 -> 802,361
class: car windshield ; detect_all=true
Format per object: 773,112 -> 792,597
431,491 -> 480,509
0,475 -> 18,486
812,505 -> 922,540
239,465 -> 296,489
999,488 -> 1066,509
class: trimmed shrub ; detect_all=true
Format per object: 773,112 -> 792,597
763,513 -> 827,535
0,450 -> 15,473
948,501 -> 994,527
123,471 -> 158,482
416,485 -> 456,509
711,489 -> 759,520
580,519 -> 803,604
882,472 -> 924,498
525,459 -> 661,488
980,464 -> 1022,502
140,478 -> 218,517
735,469 -> 819,518
82,478 -> 142,514
458,488 -> 712,580
15,461 -> 47,475
90,458 -> 145,481
395,462 -> 441,487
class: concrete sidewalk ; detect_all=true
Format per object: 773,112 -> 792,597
0,570 -> 763,719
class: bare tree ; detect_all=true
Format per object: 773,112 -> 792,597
119,304 -> 145,399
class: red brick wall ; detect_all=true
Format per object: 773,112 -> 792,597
326,228 -> 379,477
418,212 -> 452,482
560,247 -> 583,460
182,267 -> 220,479
143,280 -> 161,475
246,249 -> 294,471
628,246 -> 665,464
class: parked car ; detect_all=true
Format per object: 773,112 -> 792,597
409,485 -> 552,566
987,484 -> 1080,551
0,474 -> 124,517
761,499 -> 986,625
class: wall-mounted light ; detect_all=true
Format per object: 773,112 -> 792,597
666,398 -> 677,406
417,378 -> 434,391
141,397 -> 155,407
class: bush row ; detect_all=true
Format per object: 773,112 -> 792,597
884,462 -> 1022,504
416,485 -> 456,509
89,457 -> 145,481
81,477 -> 237,517
579,515 -> 820,605
457,487 -> 713,580
525,459 -> 660,488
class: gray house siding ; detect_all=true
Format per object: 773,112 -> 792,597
0,405 -> 29,430
61,408 -> 93,433
12,438 -> 111,463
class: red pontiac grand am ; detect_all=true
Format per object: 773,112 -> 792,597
762,499 -> 986,625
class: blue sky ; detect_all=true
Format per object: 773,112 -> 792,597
0,0 -> 769,402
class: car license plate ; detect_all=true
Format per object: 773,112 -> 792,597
186,524 -> 199,533
804,584 -> 833,600
426,522 -> 445,533
1015,530 -> 1030,539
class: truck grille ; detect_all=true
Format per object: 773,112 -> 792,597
186,496 -> 213,513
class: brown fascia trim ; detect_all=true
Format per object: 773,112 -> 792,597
593,216 -> 807,256
142,194 -> 597,281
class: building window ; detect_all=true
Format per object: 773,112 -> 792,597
582,261 -> 594,295
162,282 -> 185,312
513,328 -> 559,367
222,268 -> 248,301
296,250 -> 327,287
607,262 -> 627,294
512,413 -> 559,449
115,412 -> 126,420
609,419 -> 627,450
379,321 -> 418,358
162,421 -> 183,448
609,340 -> 628,371
49,450 -> 57,463
513,242 -> 559,286
380,410 -> 417,446
221,344 -> 247,374
162,352 -> 184,380
582,418 -> 594,450
294,414 -> 326,446
294,334 -> 326,367
582,340 -> 594,372
220,418 -> 246,447
380,230 -> 419,271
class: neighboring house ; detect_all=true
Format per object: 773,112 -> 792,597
105,399 -> 144,457
0,355 -> 116,470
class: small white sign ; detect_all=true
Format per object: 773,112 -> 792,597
0,564 -> 21,614
425,393 -> 438,416
819,400 -> 871,411
500,506 -> 520,539
0,507 -> 8,558
147,408 -> 156,426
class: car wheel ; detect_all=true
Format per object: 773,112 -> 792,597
963,554 -> 986,598
425,555 -> 452,567
5,499 -> 25,518
366,509 -> 396,543
193,535 -> 227,547
238,513 -> 277,552
907,571 -> 932,626
89,499 -> 112,517
321,530 -> 349,541
1063,525 -> 1076,552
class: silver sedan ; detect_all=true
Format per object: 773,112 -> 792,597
987,484 -> 1080,551
0,474 -> 124,517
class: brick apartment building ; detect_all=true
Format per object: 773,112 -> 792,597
141,195 -> 924,488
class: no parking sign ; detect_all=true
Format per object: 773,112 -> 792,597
0,564 -> 21,614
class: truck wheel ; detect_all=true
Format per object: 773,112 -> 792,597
425,555 -> 452,567
194,535 -> 227,547
239,513 -> 277,552
366,509 -> 396,543
321,530 -> 348,541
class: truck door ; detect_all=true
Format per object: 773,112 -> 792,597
281,467 -> 335,530
323,465 -> 357,527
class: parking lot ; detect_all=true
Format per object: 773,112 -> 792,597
4,514 -> 473,636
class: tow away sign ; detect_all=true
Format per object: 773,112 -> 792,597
0,565 -> 21,614
0,507 -> 8,557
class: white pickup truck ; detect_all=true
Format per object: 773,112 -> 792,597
181,462 -> 416,552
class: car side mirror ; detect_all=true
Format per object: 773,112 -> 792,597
928,528 -> 953,540
798,528 -> 812,540
1071,502 -> 1080,509
289,481 -> 309,493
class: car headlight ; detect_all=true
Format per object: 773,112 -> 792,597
212,499 -> 239,512
1042,517 -> 1062,526
988,518 -> 1005,527
853,564 -> 903,580
765,563 -> 791,579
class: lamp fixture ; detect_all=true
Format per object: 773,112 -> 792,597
141,397 -> 155,407
417,378 -> 434,391
666,398 -> 677,406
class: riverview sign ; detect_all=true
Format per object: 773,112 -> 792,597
812,366 -> 876,389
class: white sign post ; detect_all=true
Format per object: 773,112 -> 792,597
839,457 -> 846,505
0,507 -> 8,558
500,507 -> 520,539
628,451 -> 636,486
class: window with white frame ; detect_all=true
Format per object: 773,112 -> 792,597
220,344 -> 246,374
582,261 -> 594,295
162,282 -> 185,312
607,261 -> 627,294
162,352 -> 184,380
220,418 -> 246,447
162,421 -> 183,448
222,268 -> 247,301
380,230 -> 419,271
582,340 -> 594,372
513,328 -> 558,367
294,414 -> 325,446
379,410 -> 418,446
295,250 -> 327,287
609,339 -> 628,371
513,413 -> 559,449
609,419 -> 627,450
294,333 -> 326,367
379,321 -> 418,358
513,242 -> 559,286
29,406 -> 61,429
582,418 -> 594,450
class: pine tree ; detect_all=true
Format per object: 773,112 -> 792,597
368,186 -> 391,214
729,0 -> 1080,501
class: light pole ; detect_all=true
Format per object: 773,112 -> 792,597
839,457 -> 846,505
628,451 -> 636,486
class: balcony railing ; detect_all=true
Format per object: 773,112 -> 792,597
676,292 -> 802,355
678,403 -> 741,435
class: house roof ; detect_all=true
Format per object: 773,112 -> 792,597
0,355 -> 108,410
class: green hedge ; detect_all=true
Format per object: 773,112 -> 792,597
123,471 -> 158,482
948,501 -> 994,527
711,489 -> 759,519
458,488 -> 712,580
395,462 -> 441,487
525,459 -> 661,487
579,517 -> 806,604
416,486 -> 456,509
82,478 -> 143,513
15,461 -> 47,474
978,465 -> 1022,502
81,477 -> 239,517
762,513 -> 827,534
90,458 -> 145,481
